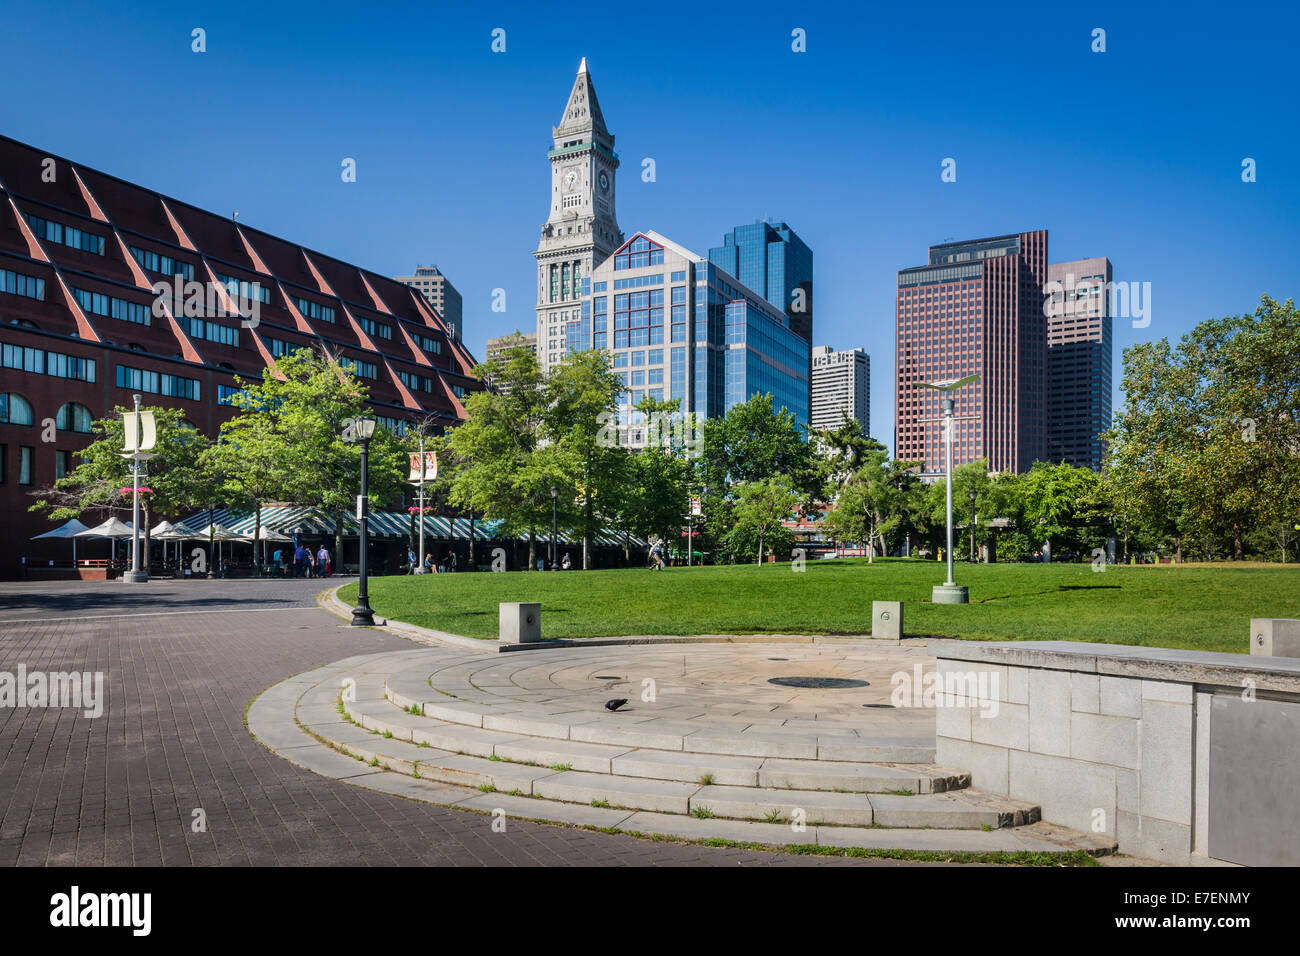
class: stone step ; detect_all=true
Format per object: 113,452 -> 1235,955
301,708 -> 1036,830
380,679 -> 936,763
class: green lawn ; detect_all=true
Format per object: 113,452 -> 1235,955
336,558 -> 1300,653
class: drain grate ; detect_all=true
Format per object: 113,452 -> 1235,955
864,703 -> 897,708
767,657 -> 789,662
593,675 -> 622,680
767,677 -> 869,689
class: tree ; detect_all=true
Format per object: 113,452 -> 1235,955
822,441 -> 924,560
447,341 -> 558,569
30,404 -> 211,562
220,347 -> 409,562
1103,296 -> 1300,561
545,350 -> 628,569
727,476 -> 800,563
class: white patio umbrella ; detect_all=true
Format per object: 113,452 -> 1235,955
151,521 -> 179,568
190,523 -> 241,574
31,518 -> 91,567
74,517 -> 136,564
240,526 -> 292,542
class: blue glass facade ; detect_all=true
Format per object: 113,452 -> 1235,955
582,231 -> 811,441
708,221 -> 813,345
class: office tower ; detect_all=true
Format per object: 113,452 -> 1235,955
708,221 -> 813,346
394,265 -> 463,341
572,230 -> 808,446
1045,257 -> 1113,469
894,231 -> 1048,477
534,58 -> 623,372
810,345 -> 870,434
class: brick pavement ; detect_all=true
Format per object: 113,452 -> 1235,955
0,578 -> 904,867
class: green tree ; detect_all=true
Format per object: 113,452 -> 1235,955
220,347 -> 409,562
727,475 -> 800,563
30,404 -> 212,560
545,350 -> 628,569
447,341 -> 558,568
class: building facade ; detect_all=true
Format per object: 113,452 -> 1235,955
534,58 -> 623,372
570,230 -> 808,446
810,345 -> 870,434
393,265 -> 463,341
0,133 -> 479,579
894,231 -> 1048,478
1045,257 -> 1112,470
708,221 -> 814,346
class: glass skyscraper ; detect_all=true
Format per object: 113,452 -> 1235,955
575,230 -> 809,445
708,221 -> 813,346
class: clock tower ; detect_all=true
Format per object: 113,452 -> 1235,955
534,57 -> 622,370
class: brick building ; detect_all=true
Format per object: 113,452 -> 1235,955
0,134 -> 479,579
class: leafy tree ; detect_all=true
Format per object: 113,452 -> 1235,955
220,347 -> 408,562
447,341 -> 559,568
726,475 -> 800,563
30,404 -> 211,561
545,350 -> 628,569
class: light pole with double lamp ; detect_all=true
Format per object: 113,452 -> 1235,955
346,415 -> 377,626
915,374 -> 979,604
550,485 -> 558,570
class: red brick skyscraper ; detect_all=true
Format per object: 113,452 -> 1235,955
894,231 -> 1048,477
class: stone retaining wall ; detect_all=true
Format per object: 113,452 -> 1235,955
931,640 -> 1300,865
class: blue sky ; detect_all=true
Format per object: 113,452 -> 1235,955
3,0 -> 1296,450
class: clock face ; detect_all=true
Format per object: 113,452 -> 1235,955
598,170 -> 609,192
563,168 -> 579,191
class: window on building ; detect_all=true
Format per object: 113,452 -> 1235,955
56,402 -> 93,433
19,446 -> 33,485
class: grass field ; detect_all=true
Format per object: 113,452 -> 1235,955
336,558 -> 1300,653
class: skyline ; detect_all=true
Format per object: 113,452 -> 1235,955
3,0 -> 1296,451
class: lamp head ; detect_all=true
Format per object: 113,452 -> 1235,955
550,485 -> 558,499
355,416 -> 376,440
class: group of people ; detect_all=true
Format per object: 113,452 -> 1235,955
405,549 -> 458,574
270,544 -> 331,578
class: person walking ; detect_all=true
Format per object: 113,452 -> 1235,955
407,547 -> 417,574
293,543 -> 307,578
649,538 -> 665,571
317,544 -> 330,579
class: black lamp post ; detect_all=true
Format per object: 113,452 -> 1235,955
968,485 -> 978,563
550,484 -> 558,571
349,415 -> 377,626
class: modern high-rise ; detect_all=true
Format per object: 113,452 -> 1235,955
1044,257 -> 1112,470
394,265 -> 462,341
574,230 -> 808,445
894,231 -> 1048,478
810,345 -> 870,434
0,134 -> 479,579
708,221 -> 814,346
534,58 -> 623,372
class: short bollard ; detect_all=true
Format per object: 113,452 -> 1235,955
500,602 -> 542,644
872,601 -> 903,640
1250,618 -> 1300,657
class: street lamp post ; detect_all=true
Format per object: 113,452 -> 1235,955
413,432 -> 428,575
550,485 -> 558,571
969,485 -> 978,563
347,415 -> 377,626
915,374 -> 979,604
121,393 -> 154,583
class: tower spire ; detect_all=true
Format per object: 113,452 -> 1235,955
554,57 -> 611,149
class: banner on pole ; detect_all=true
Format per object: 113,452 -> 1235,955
690,496 -> 702,516
408,452 -> 438,481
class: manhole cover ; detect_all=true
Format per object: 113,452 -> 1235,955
767,677 -> 869,689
